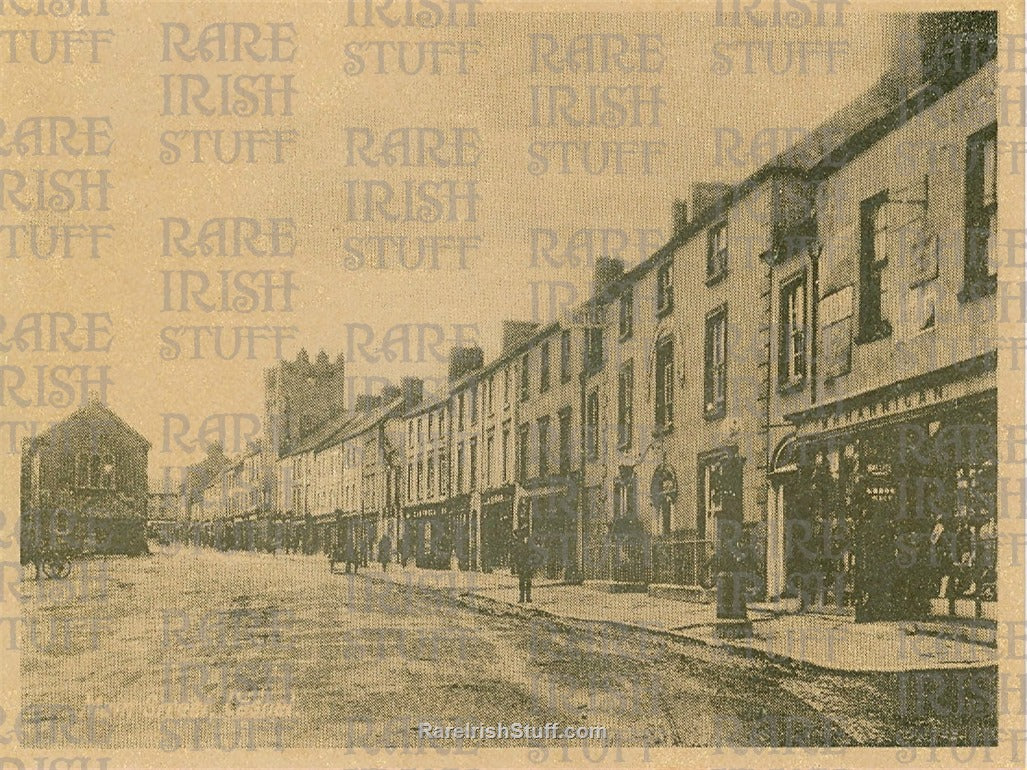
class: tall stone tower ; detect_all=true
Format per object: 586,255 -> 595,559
263,348 -> 346,459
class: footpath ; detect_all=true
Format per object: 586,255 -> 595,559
306,552 -> 998,673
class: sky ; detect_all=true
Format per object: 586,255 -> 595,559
0,1 -> 899,487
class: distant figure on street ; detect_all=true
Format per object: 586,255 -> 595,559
344,536 -> 359,574
329,538 -> 343,572
378,534 -> 392,572
512,530 -> 537,603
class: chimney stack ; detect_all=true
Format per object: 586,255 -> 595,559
400,377 -> 424,409
672,199 -> 689,234
592,257 -> 625,298
501,320 -> 540,352
448,346 -> 485,382
691,182 -> 732,222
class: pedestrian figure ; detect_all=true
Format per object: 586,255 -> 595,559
398,537 -> 408,568
344,536 -> 359,574
330,538 -> 343,573
512,530 -> 536,603
378,534 -> 392,572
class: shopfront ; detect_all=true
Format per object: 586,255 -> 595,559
405,502 -> 458,569
449,494 -> 472,569
480,485 -> 514,572
772,384 -> 997,622
522,482 -> 577,580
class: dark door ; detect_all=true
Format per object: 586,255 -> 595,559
854,485 -> 898,622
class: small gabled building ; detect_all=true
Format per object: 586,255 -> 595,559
21,397 -> 150,558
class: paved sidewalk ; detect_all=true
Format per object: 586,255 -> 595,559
677,614 -> 998,672
309,553 -> 999,673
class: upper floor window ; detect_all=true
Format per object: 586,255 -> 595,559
655,336 -> 675,430
76,451 -> 116,490
619,288 -> 633,340
585,388 -> 600,460
707,222 -> 728,282
656,261 -> 673,316
857,191 -> 892,343
518,423 -> 530,482
779,273 -> 807,388
470,383 -> 478,425
537,416 -> 550,478
485,430 -> 494,487
426,453 -> 435,496
456,442 -> 465,492
519,354 -> 530,402
962,121 -> 998,301
540,340 -> 551,392
457,393 -> 465,431
560,329 -> 572,383
584,327 -> 603,376
469,436 -> 478,490
501,425 -> 510,482
704,308 -> 726,418
618,360 -> 634,448
558,408 -> 572,474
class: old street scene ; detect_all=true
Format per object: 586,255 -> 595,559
17,10 -> 1009,754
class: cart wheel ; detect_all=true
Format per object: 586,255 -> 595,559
43,556 -> 71,579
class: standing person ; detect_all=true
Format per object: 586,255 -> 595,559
512,530 -> 535,603
378,533 -> 392,572
330,533 -> 343,573
344,534 -> 359,574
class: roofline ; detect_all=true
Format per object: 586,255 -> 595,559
27,400 -> 151,449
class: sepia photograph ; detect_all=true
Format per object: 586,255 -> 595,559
1,1 -> 1024,768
